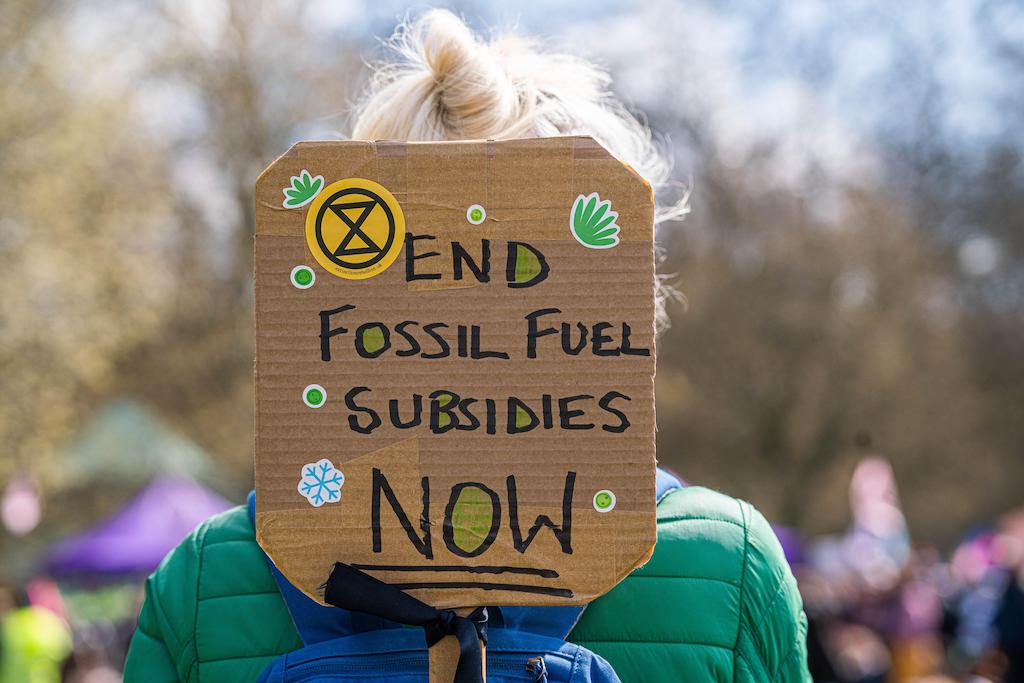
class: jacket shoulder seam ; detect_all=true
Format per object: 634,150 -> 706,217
656,514 -> 744,528
750,571 -> 789,637
735,649 -> 772,682
731,498 -> 751,683
191,519 -> 211,683
627,574 -> 740,586
196,590 -> 284,603
770,636 -> 805,682
202,536 -> 257,548
574,638 -> 734,649
193,652 -> 284,664
134,613 -> 163,642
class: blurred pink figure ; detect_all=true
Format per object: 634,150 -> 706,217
845,456 -> 912,591
850,456 -> 907,539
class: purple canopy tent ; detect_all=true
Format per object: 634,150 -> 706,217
46,475 -> 233,576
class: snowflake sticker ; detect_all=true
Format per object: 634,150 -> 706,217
297,458 -> 344,507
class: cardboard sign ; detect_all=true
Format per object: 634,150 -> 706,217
254,137 -> 657,610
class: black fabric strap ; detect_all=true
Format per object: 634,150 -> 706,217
322,562 -> 488,683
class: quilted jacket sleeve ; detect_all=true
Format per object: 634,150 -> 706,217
124,520 -> 203,683
124,504 -> 304,683
569,486 -> 810,683
733,500 -> 811,683
124,585 -> 187,682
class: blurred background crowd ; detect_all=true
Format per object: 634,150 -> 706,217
1,0 -> 1022,681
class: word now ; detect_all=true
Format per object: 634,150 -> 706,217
372,468 -> 575,560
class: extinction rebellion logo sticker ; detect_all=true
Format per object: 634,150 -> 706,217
304,178 -> 406,280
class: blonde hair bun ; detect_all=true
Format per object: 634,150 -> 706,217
352,10 -> 680,207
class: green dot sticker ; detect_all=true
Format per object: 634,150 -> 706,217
302,384 -> 326,408
593,489 -> 616,513
466,204 -> 486,225
290,265 -> 315,289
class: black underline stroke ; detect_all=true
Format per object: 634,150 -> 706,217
351,564 -> 559,578
392,581 -> 574,598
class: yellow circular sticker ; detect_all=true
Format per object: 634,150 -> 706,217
305,178 -> 406,280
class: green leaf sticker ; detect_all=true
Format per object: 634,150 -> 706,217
282,169 -> 325,209
570,192 -> 620,249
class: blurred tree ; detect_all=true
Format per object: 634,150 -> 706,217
0,0 -> 178,488
655,157 -> 1009,542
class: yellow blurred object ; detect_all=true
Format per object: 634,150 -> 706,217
0,605 -> 72,683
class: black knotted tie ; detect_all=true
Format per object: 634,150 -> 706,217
322,562 -> 488,683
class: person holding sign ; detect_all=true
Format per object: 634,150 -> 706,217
125,10 -> 811,683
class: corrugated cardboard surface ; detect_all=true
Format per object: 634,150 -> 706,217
255,137 -> 657,609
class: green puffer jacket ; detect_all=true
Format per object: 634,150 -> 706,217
124,487 -> 810,682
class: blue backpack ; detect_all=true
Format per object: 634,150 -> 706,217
255,620 -> 618,682
252,469 -> 683,683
